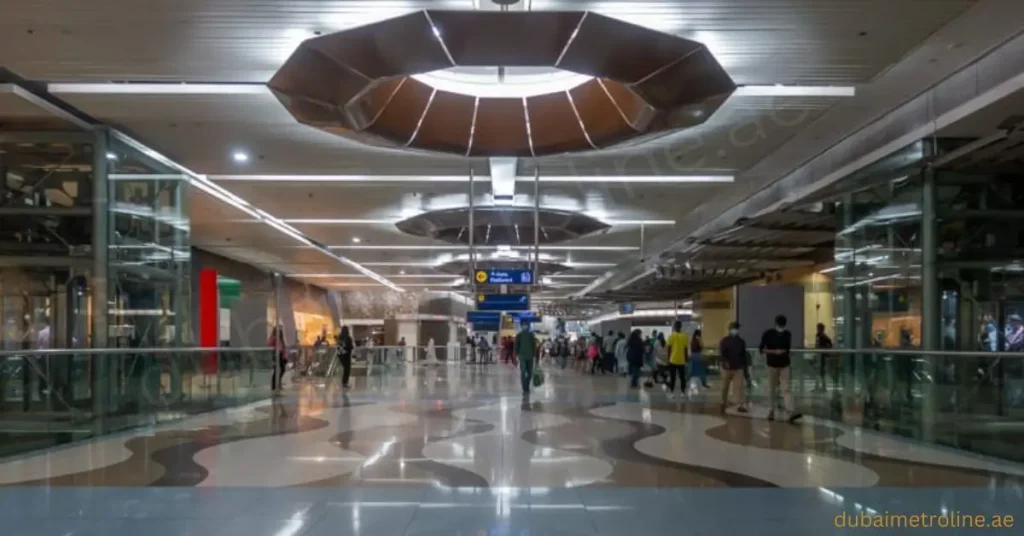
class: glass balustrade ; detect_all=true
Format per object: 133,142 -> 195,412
0,347 -> 274,458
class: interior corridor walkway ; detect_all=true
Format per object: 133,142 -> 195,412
2,363 -> 1023,535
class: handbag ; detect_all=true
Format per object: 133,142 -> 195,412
532,366 -> 545,387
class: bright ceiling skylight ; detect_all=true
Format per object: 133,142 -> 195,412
410,67 -> 592,99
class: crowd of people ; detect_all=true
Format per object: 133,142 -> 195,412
268,314 -> 811,423
473,315 -> 806,423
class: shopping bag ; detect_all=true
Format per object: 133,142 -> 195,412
532,367 -> 545,387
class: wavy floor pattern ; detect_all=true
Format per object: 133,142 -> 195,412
592,404 -> 881,488
194,402 -> 412,487
422,399 -> 615,487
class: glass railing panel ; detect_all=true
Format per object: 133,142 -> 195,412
0,347 -> 274,459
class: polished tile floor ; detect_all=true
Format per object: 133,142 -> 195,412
3,363 -> 1024,534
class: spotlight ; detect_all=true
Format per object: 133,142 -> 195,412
232,150 -> 250,163
352,237 -> 361,243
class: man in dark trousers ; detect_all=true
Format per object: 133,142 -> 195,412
759,314 -> 802,423
814,323 -> 833,392
515,322 -> 539,395
719,322 -> 749,413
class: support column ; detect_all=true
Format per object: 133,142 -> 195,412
468,168 -> 476,293
920,164 -> 939,441
533,167 -> 540,290
921,167 -> 939,351
91,128 -> 110,418
839,194 -> 858,407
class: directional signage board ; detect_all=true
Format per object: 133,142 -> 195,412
467,311 -> 501,331
508,311 -> 541,324
474,269 -> 534,285
475,293 -> 530,312
467,311 -> 501,324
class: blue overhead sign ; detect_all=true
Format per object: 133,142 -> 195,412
475,293 -> 530,311
467,311 -> 501,331
474,269 -> 534,285
467,311 -> 501,325
508,311 -> 541,324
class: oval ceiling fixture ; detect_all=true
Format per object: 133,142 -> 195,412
269,10 -> 736,157
410,67 -> 593,99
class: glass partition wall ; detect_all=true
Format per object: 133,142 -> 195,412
822,136 -> 1024,459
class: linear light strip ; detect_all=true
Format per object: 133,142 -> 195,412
208,174 -> 733,183
733,85 -> 856,97
564,89 -> 597,149
291,273 -> 602,278
406,88 -> 437,146
522,96 -> 535,157
49,83 -> 269,95
367,76 -> 407,128
48,83 -> 855,99
281,218 -> 675,225
465,97 -> 480,156
424,11 -> 457,66
324,245 -> 640,251
108,132 -> 403,292
555,12 -> 588,67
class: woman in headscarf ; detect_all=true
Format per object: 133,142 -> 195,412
425,338 -> 438,365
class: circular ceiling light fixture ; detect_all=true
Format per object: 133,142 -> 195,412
411,67 -> 592,99
269,10 -> 735,157
231,150 -> 250,163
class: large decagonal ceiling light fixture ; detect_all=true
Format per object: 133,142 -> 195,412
269,10 -> 737,157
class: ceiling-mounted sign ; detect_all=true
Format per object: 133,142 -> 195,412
467,311 -> 501,331
476,293 -> 530,311
508,311 -> 541,324
467,311 -> 501,324
474,269 -> 534,285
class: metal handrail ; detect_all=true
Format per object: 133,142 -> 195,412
696,348 -> 1024,359
0,347 -> 271,359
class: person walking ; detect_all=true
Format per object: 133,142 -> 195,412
602,330 -> 617,373
719,322 -> 749,413
268,326 -> 288,392
689,329 -> 709,389
653,332 -> 668,384
425,338 -> 439,365
336,326 -> 355,389
666,320 -> 689,400
814,322 -> 833,392
626,329 -> 645,388
515,322 -> 539,395
759,314 -> 802,423
614,332 -> 627,375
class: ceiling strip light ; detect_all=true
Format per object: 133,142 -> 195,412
423,11 -> 457,66
564,89 -> 597,149
282,218 -> 674,226
406,88 -> 437,146
465,97 -> 480,156
49,83 -> 269,95
208,174 -> 732,183
323,245 -> 637,251
555,12 -> 588,67
522,96 -> 535,157
523,175 -> 733,183
108,132 -> 402,292
733,85 -> 856,98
